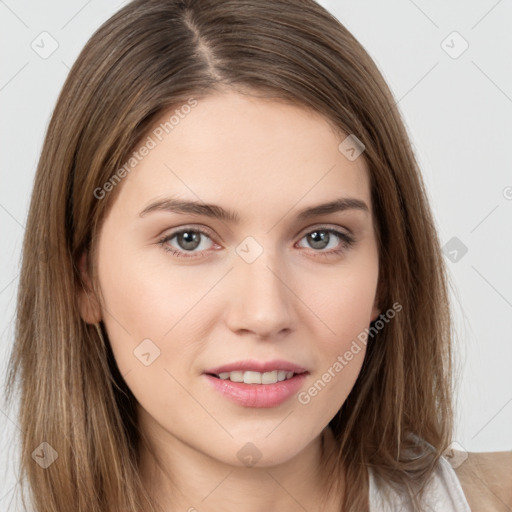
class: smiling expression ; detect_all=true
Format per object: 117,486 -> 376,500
81,91 -> 381,467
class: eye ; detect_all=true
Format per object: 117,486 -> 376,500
157,226 -> 355,259
296,227 -> 355,257
157,227 -> 217,259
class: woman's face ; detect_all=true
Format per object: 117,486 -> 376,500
81,91 -> 380,468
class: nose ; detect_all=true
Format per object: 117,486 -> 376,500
224,247 -> 296,340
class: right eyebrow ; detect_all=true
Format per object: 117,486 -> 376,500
139,197 -> 240,223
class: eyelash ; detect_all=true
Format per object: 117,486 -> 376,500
157,226 -> 355,260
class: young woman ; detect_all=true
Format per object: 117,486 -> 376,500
4,0 -> 511,511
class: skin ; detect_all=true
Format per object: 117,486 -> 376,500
454,451 -> 512,511
78,91 -> 381,511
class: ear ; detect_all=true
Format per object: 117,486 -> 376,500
77,251 -> 102,324
370,301 -> 381,323
371,290 -> 382,322
370,274 -> 384,322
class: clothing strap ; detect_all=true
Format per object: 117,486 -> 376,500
368,456 -> 471,511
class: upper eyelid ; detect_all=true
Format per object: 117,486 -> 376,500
161,224 -> 352,247
164,222 -> 351,238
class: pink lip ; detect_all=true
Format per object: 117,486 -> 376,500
204,373 -> 308,408
205,359 -> 308,375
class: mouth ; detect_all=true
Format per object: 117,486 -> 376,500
203,359 -> 310,408
206,369 -> 306,384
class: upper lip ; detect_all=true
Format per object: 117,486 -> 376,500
205,359 -> 309,375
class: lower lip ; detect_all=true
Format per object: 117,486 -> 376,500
204,373 -> 308,408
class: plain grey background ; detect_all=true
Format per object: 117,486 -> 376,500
1,0 -> 511,509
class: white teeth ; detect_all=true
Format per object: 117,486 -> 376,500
229,371 -> 244,382
244,371 -> 262,384
261,370 -> 277,384
216,370 -> 297,384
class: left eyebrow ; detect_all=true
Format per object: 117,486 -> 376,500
138,196 -> 369,222
295,197 -> 369,221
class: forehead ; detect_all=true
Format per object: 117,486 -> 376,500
107,92 -> 372,223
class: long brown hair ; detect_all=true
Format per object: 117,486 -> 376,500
4,0 -> 453,510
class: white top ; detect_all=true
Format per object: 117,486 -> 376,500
369,456 -> 472,511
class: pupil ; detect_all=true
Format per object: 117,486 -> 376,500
179,231 -> 200,250
308,230 -> 328,249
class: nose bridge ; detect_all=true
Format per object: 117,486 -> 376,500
226,236 -> 294,337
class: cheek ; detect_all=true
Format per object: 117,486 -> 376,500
308,258 -> 379,343
96,242 -> 219,376
296,258 -> 378,409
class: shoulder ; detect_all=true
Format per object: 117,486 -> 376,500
448,450 -> 512,512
